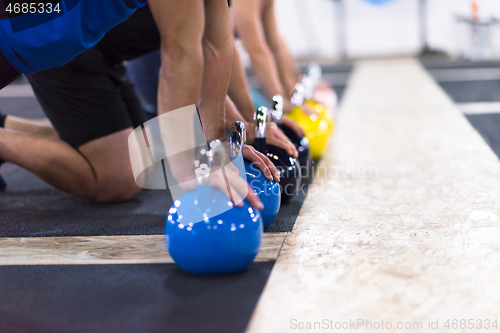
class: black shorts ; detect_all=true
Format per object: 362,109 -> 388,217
27,48 -> 146,148
0,49 -> 21,90
26,6 -> 160,148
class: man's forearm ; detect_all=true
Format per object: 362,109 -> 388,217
249,48 -> 287,101
224,95 -> 256,146
226,95 -> 250,132
149,0 -> 205,115
272,37 -> 301,100
198,0 -> 233,142
228,41 -> 256,123
157,52 -> 203,115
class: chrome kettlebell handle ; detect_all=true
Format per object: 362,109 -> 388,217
291,83 -> 305,107
194,139 -> 226,186
194,145 -> 212,186
307,63 -> 322,87
302,77 -> 315,100
254,107 -> 268,154
229,121 -> 246,158
270,95 -> 283,124
209,139 -> 226,171
254,107 -> 268,139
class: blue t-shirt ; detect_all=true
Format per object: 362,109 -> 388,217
0,0 -> 147,74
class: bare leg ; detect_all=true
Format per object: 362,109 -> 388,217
4,115 -> 58,139
0,127 -> 140,202
228,38 -> 255,123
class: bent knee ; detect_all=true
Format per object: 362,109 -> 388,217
91,180 -> 142,203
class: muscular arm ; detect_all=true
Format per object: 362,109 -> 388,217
233,0 -> 289,107
145,1 -> 264,210
262,0 -> 301,99
149,0 -> 231,143
148,0 -> 204,116
227,36 -> 256,124
198,0 -> 233,142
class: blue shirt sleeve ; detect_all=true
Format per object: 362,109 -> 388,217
0,0 -> 147,74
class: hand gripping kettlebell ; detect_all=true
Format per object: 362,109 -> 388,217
230,121 -> 281,228
254,107 -> 301,203
270,95 -> 312,173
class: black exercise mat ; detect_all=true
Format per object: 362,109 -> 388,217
466,114 -> 500,160
423,60 -> 500,161
436,80 -> 500,103
0,159 -> 314,236
422,60 -> 500,102
0,262 -> 273,333
314,63 -> 353,74
0,97 -> 44,119
422,59 -> 500,70
266,159 -> 316,232
0,161 -> 170,237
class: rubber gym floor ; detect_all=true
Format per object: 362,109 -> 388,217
1,58 -> 500,332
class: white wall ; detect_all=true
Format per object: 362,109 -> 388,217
345,0 -> 420,57
274,0 -> 338,58
272,0 -> 500,59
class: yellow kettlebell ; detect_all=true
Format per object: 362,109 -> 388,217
285,83 -> 330,159
304,99 -> 335,136
285,105 -> 329,160
302,76 -> 335,136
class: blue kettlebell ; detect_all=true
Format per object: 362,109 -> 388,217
165,140 -> 263,275
254,107 -> 301,203
230,121 -> 281,229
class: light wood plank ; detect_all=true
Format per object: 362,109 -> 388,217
247,59 -> 500,332
0,233 -> 286,265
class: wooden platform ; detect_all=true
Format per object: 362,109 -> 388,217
247,58 -> 500,332
0,233 -> 286,265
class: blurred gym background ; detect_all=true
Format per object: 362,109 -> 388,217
239,0 -> 500,62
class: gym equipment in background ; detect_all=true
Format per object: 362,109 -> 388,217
165,140 -> 263,275
230,121 -> 281,229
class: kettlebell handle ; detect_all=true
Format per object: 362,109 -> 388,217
194,139 -> 226,185
301,77 -> 315,100
307,63 -> 322,88
254,107 -> 268,154
229,121 -> 246,158
270,95 -> 283,124
194,146 -> 212,186
291,83 -> 305,107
